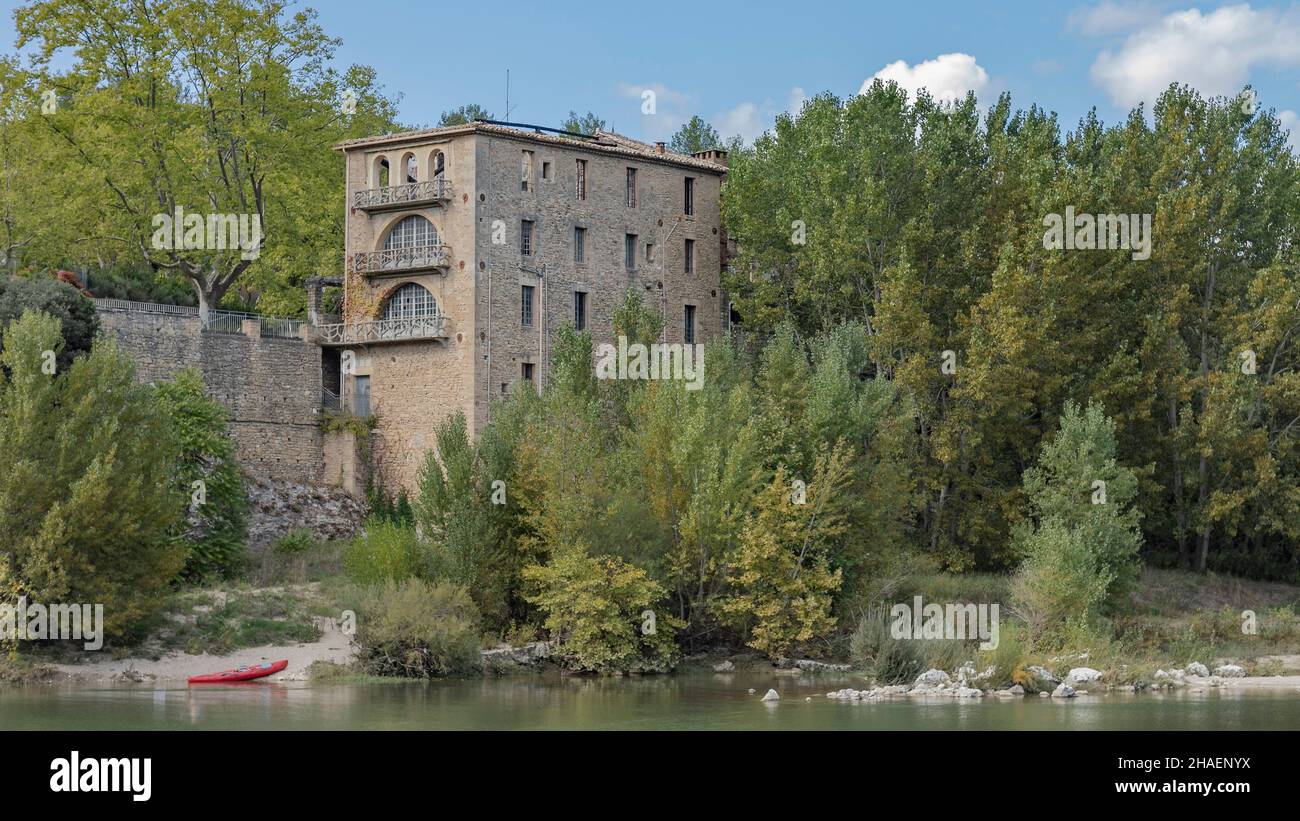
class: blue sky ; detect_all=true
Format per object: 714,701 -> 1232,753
3,0 -> 1298,146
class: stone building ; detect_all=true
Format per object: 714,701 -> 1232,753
316,121 -> 730,493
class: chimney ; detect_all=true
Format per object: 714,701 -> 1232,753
691,148 -> 728,168
655,141 -> 666,154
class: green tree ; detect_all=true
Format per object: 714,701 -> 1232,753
0,275 -> 98,370
438,104 -> 492,126
669,115 -> 719,154
561,110 -> 605,135
0,311 -> 184,639
14,0 -> 400,315
154,369 -> 249,581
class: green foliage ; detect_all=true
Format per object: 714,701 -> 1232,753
154,369 -> 249,580
0,311 -> 184,639
354,578 -> 481,677
0,275 -> 98,370
1011,401 -> 1143,648
849,607 -> 924,683
561,110 -> 606,135
719,450 -> 851,658
523,546 -> 682,673
343,518 -> 425,586
271,529 -> 316,556
438,103 -> 492,127
669,115 -> 720,154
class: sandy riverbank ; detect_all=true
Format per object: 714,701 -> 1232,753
51,618 -> 354,684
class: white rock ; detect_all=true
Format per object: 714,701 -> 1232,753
1067,667 -> 1102,684
914,668 -> 952,688
1027,665 -> 1060,685
712,660 -> 735,672
1051,683 -> 1077,698
761,688 -> 780,701
1186,662 -> 1210,677
1214,664 -> 1246,678
954,687 -> 983,698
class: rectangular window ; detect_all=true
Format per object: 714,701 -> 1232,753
353,375 -> 371,417
684,177 -> 695,216
522,362 -> 535,387
574,291 -> 587,331
542,161 -> 551,181
625,167 -> 637,207
574,226 -> 586,263
684,239 -> 695,274
576,159 -> 587,201
684,304 -> 696,345
646,242 -> 655,264
521,219 -> 534,256
625,234 -> 637,270
521,150 -> 534,191
521,284 -> 534,326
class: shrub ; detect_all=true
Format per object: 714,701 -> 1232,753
1011,519 -> 1113,649
272,529 -> 317,555
976,621 -> 1025,688
524,546 -> 681,674
343,518 -> 425,585
849,608 -> 924,683
154,369 -> 249,580
0,276 -> 98,371
354,578 -> 481,677
0,311 -> 184,639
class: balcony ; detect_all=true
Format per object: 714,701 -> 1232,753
352,178 -> 453,212
352,244 -> 451,276
315,315 -> 448,346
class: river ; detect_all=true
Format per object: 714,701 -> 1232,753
4,673 -> 1299,729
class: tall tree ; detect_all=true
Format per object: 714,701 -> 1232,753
561,110 -> 605,135
438,103 -> 492,127
669,115 -> 719,154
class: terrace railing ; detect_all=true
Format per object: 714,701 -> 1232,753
315,315 -> 447,346
352,178 -> 453,211
352,244 -> 451,275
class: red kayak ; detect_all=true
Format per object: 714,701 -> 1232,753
188,659 -> 288,684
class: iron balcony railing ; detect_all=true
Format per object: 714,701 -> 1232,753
352,244 -> 451,275
352,178 -> 453,211
315,315 -> 447,346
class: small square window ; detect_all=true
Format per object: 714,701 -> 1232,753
522,362 -> 535,385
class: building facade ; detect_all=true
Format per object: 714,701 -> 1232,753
317,122 -> 729,493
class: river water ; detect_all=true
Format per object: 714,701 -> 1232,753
3,673 -> 1299,730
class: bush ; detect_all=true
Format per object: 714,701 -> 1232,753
354,578 -> 481,677
1011,519 -> 1113,649
976,621 -> 1025,688
0,276 -> 98,371
343,518 -> 426,585
524,546 -> 681,674
0,311 -> 184,639
849,608 -> 924,683
272,529 -> 317,555
154,369 -> 249,580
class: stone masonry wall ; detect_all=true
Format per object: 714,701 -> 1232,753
97,309 -> 324,484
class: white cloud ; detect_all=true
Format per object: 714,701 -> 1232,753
616,82 -> 693,141
1068,1 -> 1164,36
862,53 -> 990,104
1091,4 -> 1300,108
713,87 -> 809,145
1280,110 -> 1299,153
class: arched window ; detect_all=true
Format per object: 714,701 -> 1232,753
403,153 -> 418,184
383,215 -> 438,250
430,149 -> 446,180
375,155 -> 390,187
383,282 -> 438,320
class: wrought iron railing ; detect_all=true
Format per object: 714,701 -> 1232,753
352,244 -> 451,274
321,387 -> 342,410
352,178 -> 453,210
92,298 -> 198,316
315,315 -> 447,345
